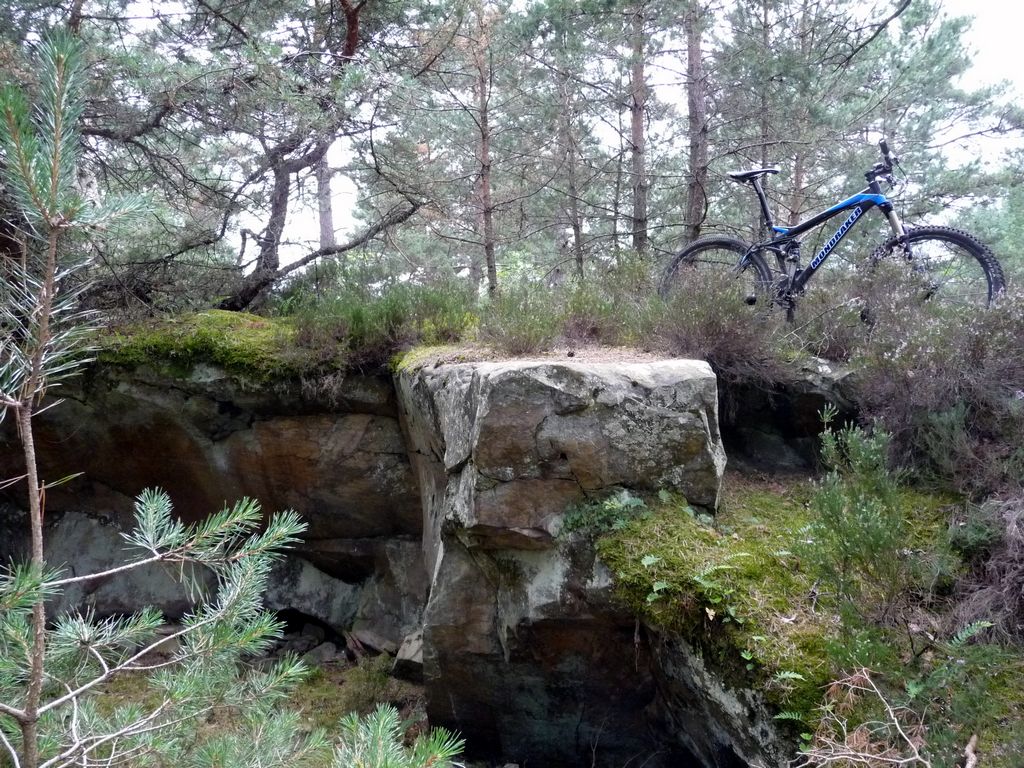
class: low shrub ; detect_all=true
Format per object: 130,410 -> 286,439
797,421 -> 958,625
655,272 -> 790,386
281,282 -> 476,368
952,494 -> 1024,642
850,285 -> 1024,496
477,281 -> 561,354
335,653 -> 394,716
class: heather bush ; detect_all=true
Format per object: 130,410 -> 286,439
850,286 -> 1024,495
655,270 -> 789,385
477,281 -> 561,354
280,282 -> 476,367
797,422 -> 915,622
952,495 -> 1024,641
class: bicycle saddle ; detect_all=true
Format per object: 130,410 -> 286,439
728,168 -> 779,183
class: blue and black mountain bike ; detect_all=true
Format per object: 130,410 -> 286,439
659,139 -> 1005,319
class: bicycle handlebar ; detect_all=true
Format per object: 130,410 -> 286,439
878,138 -> 898,167
866,137 -> 898,182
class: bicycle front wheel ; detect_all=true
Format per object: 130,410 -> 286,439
659,235 -> 772,305
869,226 -> 1005,310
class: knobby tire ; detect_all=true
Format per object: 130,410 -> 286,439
870,225 -> 1005,308
659,236 -> 772,303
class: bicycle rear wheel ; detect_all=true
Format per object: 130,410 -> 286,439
659,235 -> 772,305
869,226 -> 1005,310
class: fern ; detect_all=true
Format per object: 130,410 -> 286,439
773,710 -> 807,723
950,620 -> 993,649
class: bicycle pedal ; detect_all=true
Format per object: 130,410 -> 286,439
744,293 -> 757,306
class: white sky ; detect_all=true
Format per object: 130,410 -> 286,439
940,0 -> 1024,100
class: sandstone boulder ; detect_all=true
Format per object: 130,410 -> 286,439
397,359 -> 728,766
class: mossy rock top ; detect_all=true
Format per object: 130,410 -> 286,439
97,311 -> 311,381
594,473 -> 1023,765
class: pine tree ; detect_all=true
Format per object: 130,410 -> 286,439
0,33 -> 323,768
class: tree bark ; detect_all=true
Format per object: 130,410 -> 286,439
789,152 -> 805,227
316,157 -> 337,249
18,227 -> 60,768
557,53 -> 585,279
684,3 -> 709,244
629,3 -> 648,258
473,8 -> 498,296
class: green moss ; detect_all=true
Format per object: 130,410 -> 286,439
595,474 -> 1024,766
97,311 -> 310,380
597,476 -> 829,718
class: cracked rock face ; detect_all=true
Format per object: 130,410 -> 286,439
398,360 -> 726,569
0,364 -> 425,651
397,360 -> 727,766
0,366 -> 421,541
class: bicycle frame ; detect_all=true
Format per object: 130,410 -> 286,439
742,174 -> 904,294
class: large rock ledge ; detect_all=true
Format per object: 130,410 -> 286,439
0,354 -> 796,766
397,360 -> 751,766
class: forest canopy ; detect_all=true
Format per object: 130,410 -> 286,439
0,0 -> 1021,313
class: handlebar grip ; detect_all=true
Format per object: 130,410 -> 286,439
879,138 -> 891,158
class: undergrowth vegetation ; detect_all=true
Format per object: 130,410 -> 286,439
591,423 -> 1024,767
101,264 -> 1023,502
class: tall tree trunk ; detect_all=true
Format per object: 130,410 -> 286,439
474,11 -> 498,296
316,157 -> 336,249
220,165 -> 292,311
755,0 -> 771,236
684,3 -> 708,244
789,152 -> 805,227
557,56 -> 585,279
629,3 -> 648,258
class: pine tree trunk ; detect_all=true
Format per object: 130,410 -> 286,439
475,25 -> 498,296
316,157 -> 336,250
684,3 -> 708,244
18,228 -> 60,768
558,61 -> 585,279
629,4 -> 648,259
789,152 -> 805,227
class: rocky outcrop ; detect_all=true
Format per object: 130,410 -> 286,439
0,353 -> 804,766
0,363 -> 424,654
0,364 -> 420,540
24,507 -> 363,630
397,360 -> 731,766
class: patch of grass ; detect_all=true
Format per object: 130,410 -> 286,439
291,654 -> 423,732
